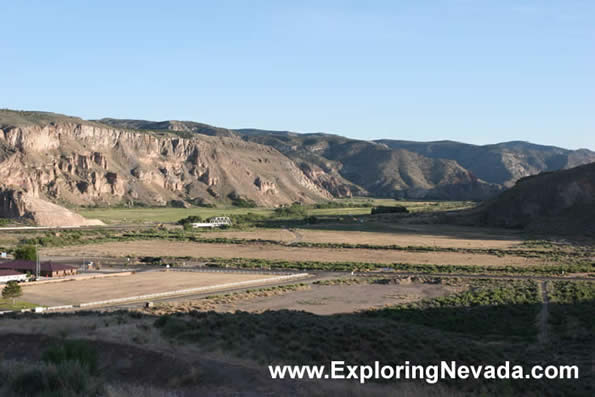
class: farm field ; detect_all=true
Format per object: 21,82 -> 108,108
210,224 -> 526,249
75,199 -> 476,224
42,240 -> 546,267
76,206 -> 275,224
20,271 -> 280,306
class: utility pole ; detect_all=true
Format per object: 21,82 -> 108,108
35,244 -> 40,280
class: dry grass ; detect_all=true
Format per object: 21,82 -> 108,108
20,271 -> 280,306
149,279 -> 464,316
44,240 -> 550,267
213,225 -> 525,249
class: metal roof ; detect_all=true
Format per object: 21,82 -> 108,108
0,260 -> 77,272
0,269 -> 23,276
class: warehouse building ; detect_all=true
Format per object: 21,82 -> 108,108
0,260 -> 78,277
0,269 -> 28,283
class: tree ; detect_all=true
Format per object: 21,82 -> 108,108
14,245 -> 37,261
2,281 -> 22,304
177,215 -> 203,225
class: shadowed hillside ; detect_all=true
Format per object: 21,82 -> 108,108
476,162 -> 595,234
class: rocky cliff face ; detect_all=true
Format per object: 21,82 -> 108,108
0,111 -> 331,211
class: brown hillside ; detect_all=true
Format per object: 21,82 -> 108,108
0,110 -> 330,209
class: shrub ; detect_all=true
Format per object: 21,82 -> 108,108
2,281 -> 22,303
228,213 -> 267,225
13,245 -> 37,261
10,360 -> 103,397
274,204 -> 306,217
304,216 -> 318,224
177,215 -> 203,225
139,256 -> 163,265
371,205 -> 409,215
228,192 -> 257,208
42,340 -> 99,374
231,198 -> 257,208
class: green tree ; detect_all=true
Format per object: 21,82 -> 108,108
177,215 -> 203,225
14,245 -> 37,261
2,281 -> 22,304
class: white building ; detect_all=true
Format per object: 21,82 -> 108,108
0,270 -> 27,283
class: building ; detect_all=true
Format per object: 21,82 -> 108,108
0,269 -> 28,283
0,260 -> 78,277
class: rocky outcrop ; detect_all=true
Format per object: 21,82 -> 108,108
0,187 -> 104,226
0,110 -> 332,210
254,177 -> 277,194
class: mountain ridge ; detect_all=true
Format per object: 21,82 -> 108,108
1,110 -> 593,212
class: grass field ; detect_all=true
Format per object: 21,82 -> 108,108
0,298 -> 37,311
77,207 -> 275,224
76,199 -> 476,224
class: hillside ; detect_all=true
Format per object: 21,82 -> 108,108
2,109 -> 593,222
376,139 -> 595,187
98,120 -> 593,199
239,131 -> 502,200
99,118 -> 503,200
98,118 -> 238,138
475,163 -> 595,234
0,110 -> 330,219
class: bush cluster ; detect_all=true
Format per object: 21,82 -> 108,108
371,205 -> 409,215
274,203 -> 307,217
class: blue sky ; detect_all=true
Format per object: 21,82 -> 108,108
1,1 -> 593,149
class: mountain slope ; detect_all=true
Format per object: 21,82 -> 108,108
238,130 -> 502,199
3,110 -> 591,209
476,162 -> 595,234
0,110 -> 330,212
98,118 -> 238,138
100,119 -> 502,200
375,139 -> 595,187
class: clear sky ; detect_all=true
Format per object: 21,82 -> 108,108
1,1 -> 593,149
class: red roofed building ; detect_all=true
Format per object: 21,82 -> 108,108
0,260 -> 77,277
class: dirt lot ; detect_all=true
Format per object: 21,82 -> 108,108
20,271 -> 279,306
212,282 -> 459,315
212,224 -> 525,249
43,240 -> 546,267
